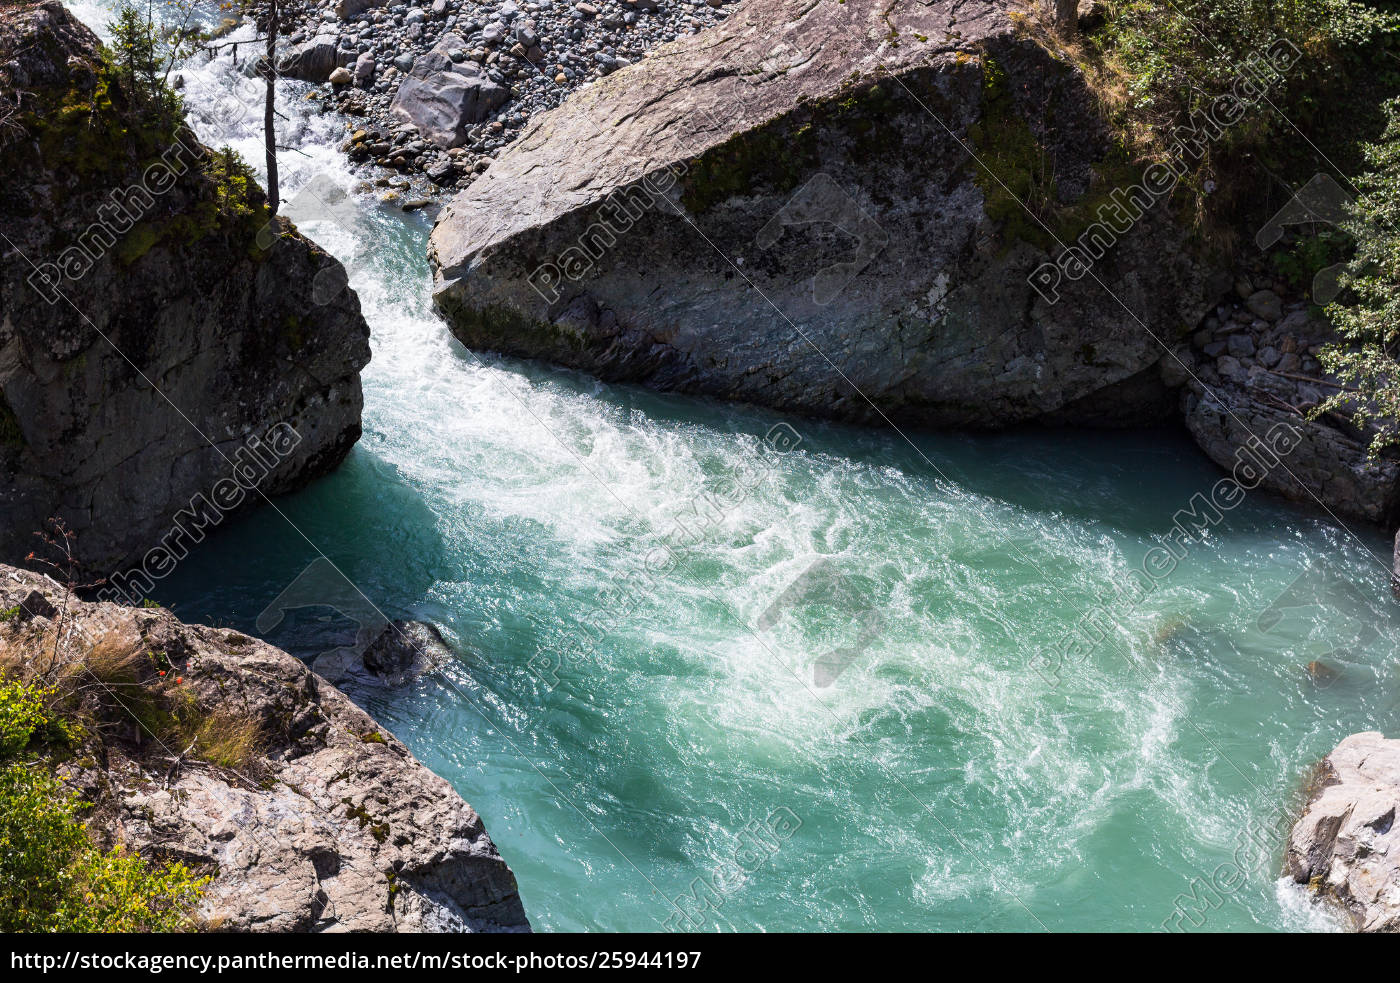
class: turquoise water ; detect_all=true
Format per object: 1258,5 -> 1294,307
72,4 -> 1400,931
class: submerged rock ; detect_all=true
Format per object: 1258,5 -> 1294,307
0,563 -> 531,932
430,0 -> 1218,429
312,618 -> 454,688
1288,732 -> 1400,932
0,3 -> 370,573
1304,660 -> 1339,686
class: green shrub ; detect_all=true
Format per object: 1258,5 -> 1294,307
0,765 -> 88,932
1081,0 -> 1399,239
0,677 -> 206,932
50,848 -> 204,933
1317,97 -> 1400,454
0,678 -> 56,757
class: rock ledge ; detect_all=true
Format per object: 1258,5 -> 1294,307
0,563 -> 530,933
1287,731 -> 1400,932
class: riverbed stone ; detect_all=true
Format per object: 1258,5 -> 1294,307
1247,289 -> 1284,321
390,36 -> 510,148
280,32 -> 342,82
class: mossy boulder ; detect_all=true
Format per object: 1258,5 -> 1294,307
429,0 -> 1222,429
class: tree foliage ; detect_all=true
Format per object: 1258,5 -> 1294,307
1318,98 -> 1400,455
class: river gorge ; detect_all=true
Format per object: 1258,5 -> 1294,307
2,0 -> 1397,935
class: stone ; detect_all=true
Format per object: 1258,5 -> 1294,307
1304,660 -> 1339,686
363,619 -> 453,681
390,35 -> 511,148
1393,528 -> 1400,599
1215,355 -> 1243,379
1246,288 -> 1284,321
0,565 -> 531,933
311,619 -> 452,687
1181,372 -> 1400,523
393,52 -> 416,72
1,585 -> 58,621
1288,732 -> 1400,932
427,158 -> 457,184
1226,333 -> 1255,358
353,50 -> 376,84
429,0 -> 1221,430
335,0 -> 387,18
329,65 -> 354,84
279,33 -> 342,82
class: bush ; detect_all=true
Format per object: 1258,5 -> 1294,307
0,677 -> 54,756
0,765 -> 88,932
50,848 -> 204,933
1078,0 -> 1399,240
1317,97 -> 1400,453
0,676 -> 206,932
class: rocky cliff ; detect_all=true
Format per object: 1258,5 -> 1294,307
429,0 -> 1218,430
0,2 -> 371,573
1287,732 -> 1399,933
0,562 -> 531,932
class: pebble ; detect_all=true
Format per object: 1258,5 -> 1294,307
1245,289 -> 1283,322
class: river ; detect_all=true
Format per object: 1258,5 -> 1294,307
62,1 -> 1399,931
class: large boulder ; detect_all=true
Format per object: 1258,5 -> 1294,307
278,33 -> 343,83
0,564 -> 531,932
0,3 -> 370,573
429,0 -> 1220,429
1287,732 -> 1400,932
390,36 -> 510,149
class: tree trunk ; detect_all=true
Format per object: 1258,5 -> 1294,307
263,0 -> 279,214
1042,0 -> 1078,36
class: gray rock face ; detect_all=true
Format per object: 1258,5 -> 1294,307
1288,732 -> 1400,933
0,564 -> 531,932
391,36 -> 510,149
1392,529 -> 1400,599
0,3 -> 370,573
429,0 -> 1218,429
1182,381 -> 1400,524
